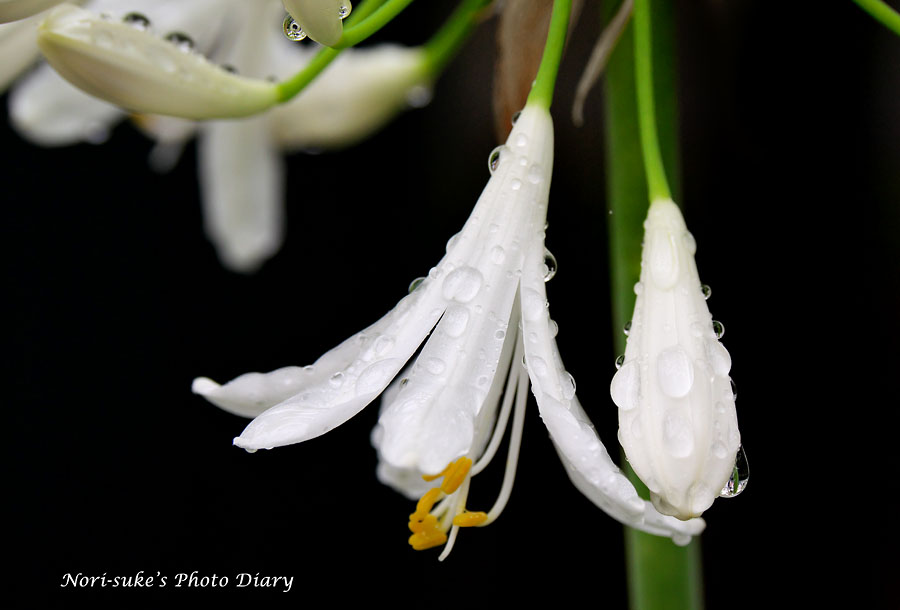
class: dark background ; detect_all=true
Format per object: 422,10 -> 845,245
4,1 -> 898,608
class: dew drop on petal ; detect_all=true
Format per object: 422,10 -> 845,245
610,360 -> 639,411
705,338 -> 732,376
490,245 -> 506,264
164,32 -> 195,52
623,320 -> 632,336
123,12 -> 150,30
719,445 -> 749,497
729,377 -> 738,400
562,372 -> 576,400
510,110 -> 521,125
283,15 -> 307,41
712,320 -> 725,339
405,85 -> 432,108
494,329 -> 506,340
527,163 -> 543,184
515,133 -> 528,148
683,231 -> 697,254
510,179 -> 522,191
548,319 -> 559,337
442,304 -> 470,337
424,357 -> 446,375
615,354 -> 625,370
329,371 -> 345,387
338,2 -> 352,19
441,266 -> 483,303
634,282 -> 644,295
527,356 -> 548,377
542,249 -> 557,282
656,347 -> 695,398
488,146 -> 504,174
521,288 -> 545,321
408,277 -> 425,293
701,284 -> 712,300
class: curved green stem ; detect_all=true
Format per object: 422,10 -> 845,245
633,0 -> 672,202
338,0 -> 417,47
853,0 -> 900,37
421,0 -> 492,77
526,0 -> 573,109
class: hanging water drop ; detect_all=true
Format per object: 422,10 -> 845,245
122,12 -> 150,30
542,248 -> 557,282
488,146 -> 503,174
338,2 -> 352,19
719,445 -> 749,497
729,377 -> 737,400
712,319 -> 725,339
701,284 -> 712,300
408,277 -> 425,293
615,354 -> 625,370
165,32 -> 194,52
623,320 -> 632,336
283,15 -> 307,41
511,110 -> 522,125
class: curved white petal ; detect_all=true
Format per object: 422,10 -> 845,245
0,14 -> 41,90
195,276 -> 446,450
0,0 -> 63,23
612,198 -> 740,519
283,0 -> 347,47
37,4 -> 278,119
9,61 -> 122,145
376,106 -> 550,475
512,109 -> 706,543
198,116 -> 284,273
269,45 -> 429,151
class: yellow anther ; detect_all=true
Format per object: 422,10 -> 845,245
414,487 -> 442,516
408,529 -> 448,551
408,513 -> 440,534
440,457 -> 473,494
452,511 -> 488,527
421,463 -> 452,482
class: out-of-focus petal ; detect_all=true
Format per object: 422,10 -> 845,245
0,15 -> 41,90
37,4 -> 279,119
0,0 -> 64,23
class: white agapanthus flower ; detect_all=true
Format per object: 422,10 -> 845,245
4,0 -> 430,271
611,197 -> 744,520
194,104 -> 705,554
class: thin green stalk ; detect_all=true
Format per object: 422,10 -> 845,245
526,0 -> 573,109
277,0 -> 414,102
602,1 -> 704,609
853,0 -> 900,37
632,0 -> 671,202
421,0 -> 493,76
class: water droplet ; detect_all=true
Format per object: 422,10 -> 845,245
122,12 -> 150,30
562,372 -> 577,400
477,375 -> 489,387
701,284 -> 712,300
542,249 -> 557,282
164,32 -> 194,52
683,231 -> 697,254
521,288 -> 545,321
615,354 -> 625,370
510,178 -> 522,191
408,277 -> 425,293
527,163 -> 543,184
719,445 -> 749,497
405,84 -> 431,107
488,146 -> 504,174
663,413 -> 694,458
222,64 -> 238,74
490,245 -> 506,264
656,347 -> 695,398
520,355 -> 528,370
373,335 -> 394,356
424,357 -> 446,375
712,320 -> 725,339
303,365 -> 315,374
633,282 -> 644,295
329,372 -> 345,387
712,441 -> 729,459
441,266 -> 483,303
510,110 -> 521,125
283,15 -> 307,41
445,232 -> 461,253
494,329 -> 506,340
610,360 -> 639,410
548,319 -> 559,337
442,304 -> 470,337
623,320 -> 632,336
515,133 -> 528,148
729,377 -> 737,400
527,356 -> 548,376
338,2 -> 352,19
705,339 -> 732,376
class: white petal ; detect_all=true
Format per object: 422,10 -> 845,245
198,116 -> 284,273
269,45 -> 429,151
0,14 -> 41,91
9,62 -> 122,145
513,108 -> 706,543
196,278 -> 446,450
376,104 -> 552,474
613,198 -> 740,519
0,0 -> 63,23
283,0 -> 347,47
37,4 -> 278,119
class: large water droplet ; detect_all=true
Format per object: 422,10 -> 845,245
441,266 -> 483,303
338,2 -> 352,19
123,12 -> 150,30
442,304 -> 469,337
164,32 -> 194,52
283,15 -> 307,41
705,339 -> 732,376
719,445 -> 749,497
541,249 -> 558,282
712,320 -> 725,339
488,146 -> 504,174
527,163 -> 543,184
663,413 -> 694,458
701,284 -> 712,300
610,360 -> 639,410
657,347 -> 695,398
615,354 -> 625,370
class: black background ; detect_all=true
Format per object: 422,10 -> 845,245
4,1 -> 898,608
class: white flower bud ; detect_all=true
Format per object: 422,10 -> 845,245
37,4 -> 279,119
611,198 -> 742,520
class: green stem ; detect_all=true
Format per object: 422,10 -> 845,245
853,0 -> 900,37
525,0 -> 573,109
276,0 -> 413,102
632,0 -> 671,202
421,0 -> 492,77
603,1 -> 703,609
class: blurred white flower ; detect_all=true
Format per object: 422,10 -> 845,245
194,104 -> 705,554
611,197 -> 744,520
5,0 -> 430,271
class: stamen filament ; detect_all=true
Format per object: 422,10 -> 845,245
438,477 -> 471,561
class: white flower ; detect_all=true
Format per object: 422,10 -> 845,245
5,0 -> 430,271
282,0 -> 350,47
194,104 -> 705,553
611,197 -> 743,520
